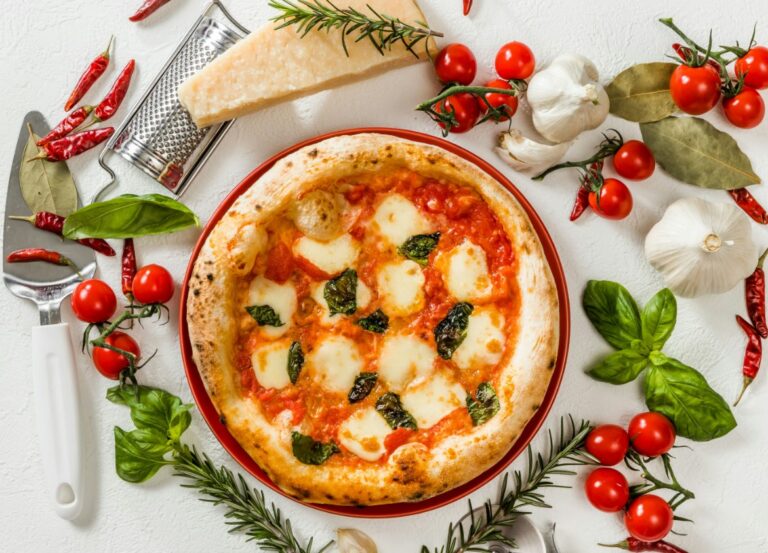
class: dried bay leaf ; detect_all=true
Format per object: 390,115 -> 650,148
20,124 -> 78,216
606,62 -> 678,123
640,116 -> 760,190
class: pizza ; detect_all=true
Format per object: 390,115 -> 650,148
186,133 -> 559,506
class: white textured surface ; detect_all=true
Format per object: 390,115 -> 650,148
1,1 -> 768,551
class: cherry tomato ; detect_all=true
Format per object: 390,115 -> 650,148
434,43 -> 477,85
669,64 -> 721,115
586,424 -> 630,466
495,41 -> 535,80
435,93 -> 480,134
613,140 -> 656,180
588,178 -> 633,220
71,279 -> 117,323
735,46 -> 768,90
92,331 -> 141,380
625,495 -> 674,542
132,264 -> 174,305
723,87 -> 765,129
584,468 -> 630,512
479,79 -> 518,121
628,412 -> 676,457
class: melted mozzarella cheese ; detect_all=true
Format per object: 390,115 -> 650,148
376,260 -> 425,317
311,279 -> 372,325
378,334 -> 436,392
308,335 -> 362,392
439,240 -> 493,302
401,372 -> 466,429
372,194 -> 432,247
247,276 -> 297,338
293,233 -> 359,275
338,407 -> 392,462
250,340 -> 292,389
453,308 -> 506,370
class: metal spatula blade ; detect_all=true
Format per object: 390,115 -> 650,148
2,111 -> 95,520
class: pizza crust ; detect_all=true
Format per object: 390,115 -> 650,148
186,133 -> 559,505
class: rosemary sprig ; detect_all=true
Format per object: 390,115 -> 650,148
268,0 -> 443,58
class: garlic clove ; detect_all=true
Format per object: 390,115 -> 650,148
495,129 -> 572,172
337,528 -> 378,553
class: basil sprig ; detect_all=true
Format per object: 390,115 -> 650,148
467,382 -> 500,426
291,432 -> 339,465
348,372 -> 378,403
398,232 -> 440,266
434,302 -> 474,359
245,305 -> 284,327
583,280 -> 736,441
324,268 -> 358,316
356,309 -> 389,333
375,392 -> 417,429
287,341 -> 304,384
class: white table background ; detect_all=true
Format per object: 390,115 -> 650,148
2,1 -> 768,551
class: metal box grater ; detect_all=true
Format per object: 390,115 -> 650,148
95,0 -> 249,200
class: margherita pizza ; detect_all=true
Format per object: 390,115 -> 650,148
186,133 -> 559,505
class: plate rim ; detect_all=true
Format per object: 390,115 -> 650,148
178,127 -> 570,518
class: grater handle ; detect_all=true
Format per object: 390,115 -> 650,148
93,147 -> 117,203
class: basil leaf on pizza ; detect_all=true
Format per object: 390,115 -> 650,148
348,372 -> 378,403
287,341 -> 304,384
324,268 -> 358,315
467,382 -> 500,426
376,393 -> 417,429
246,304 -> 284,327
356,309 -> 389,333
291,432 -> 339,465
398,232 -> 440,266
434,302 -> 474,359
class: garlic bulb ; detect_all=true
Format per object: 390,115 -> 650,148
526,54 -> 610,143
336,528 -> 377,553
495,129 -> 572,172
645,197 -> 758,298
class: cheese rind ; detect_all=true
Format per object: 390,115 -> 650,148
438,240 -> 493,302
338,407 -> 392,461
378,334 -> 436,392
453,308 -> 506,370
247,276 -> 297,338
372,194 -> 432,247
294,234 -> 359,276
307,335 -> 363,392
376,259 -> 425,317
401,372 -> 465,429
250,340 -> 292,389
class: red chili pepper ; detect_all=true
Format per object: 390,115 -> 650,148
64,37 -> 113,112
94,60 -> 136,122
671,42 -> 721,73
570,161 -> 603,221
734,314 -> 762,406
463,0 -> 473,15
129,0 -> 173,22
36,106 -> 94,147
121,238 -> 137,298
7,248 -> 76,269
728,188 -> 768,224
33,127 -> 114,162
601,537 -> 687,552
746,248 -> 768,338
9,212 -> 116,257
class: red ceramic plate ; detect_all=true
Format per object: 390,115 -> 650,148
179,127 -> 570,518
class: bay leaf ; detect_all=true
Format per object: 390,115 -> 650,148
606,62 -> 678,123
640,116 -> 760,190
19,124 -> 78,216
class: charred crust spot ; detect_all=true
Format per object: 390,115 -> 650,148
194,342 -> 204,352
206,273 -> 214,282
427,156 -> 438,165
193,289 -> 200,297
325,493 -> 335,500
531,403 -> 540,412
294,487 -> 311,499
286,161 -> 293,168
548,357 -> 556,370
219,414 -> 227,426
255,205 -> 262,212
205,260 -> 212,265
385,144 -> 392,151
370,159 -> 378,164
307,148 -> 318,158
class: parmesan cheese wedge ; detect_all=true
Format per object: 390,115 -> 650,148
178,0 -> 434,128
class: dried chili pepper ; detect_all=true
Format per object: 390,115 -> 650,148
36,106 -> 94,147
33,127 -> 114,162
9,212 -> 116,257
94,60 -> 136,122
746,248 -> 768,338
7,248 -> 77,269
601,537 -> 687,552
734,314 -> 762,406
64,37 -> 113,112
463,0 -> 473,15
121,238 -> 137,298
728,188 -> 768,224
129,0 -> 173,22
570,186 -> 590,221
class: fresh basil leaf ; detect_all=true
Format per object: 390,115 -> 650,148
246,305 -> 284,327
287,341 -> 304,385
114,427 -> 171,483
641,288 -> 677,351
583,281 -> 642,350
466,383 -> 500,426
375,392 -> 417,429
324,268 -> 357,316
62,193 -> 200,239
356,309 -> 389,333
588,349 -> 648,384
348,372 -> 378,403
434,302 -> 474,359
106,385 -> 192,443
644,357 -> 737,442
291,432 -> 339,465
398,232 -> 441,266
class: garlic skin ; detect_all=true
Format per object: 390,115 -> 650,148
527,54 -> 610,143
336,528 -> 378,553
645,197 -> 758,298
495,129 -> 572,172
